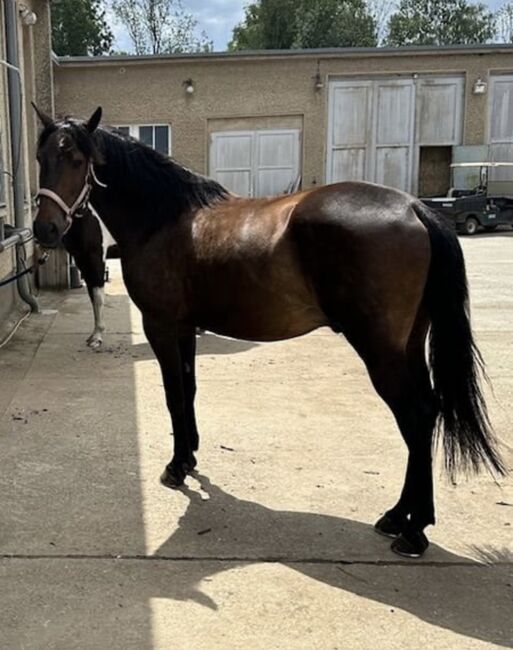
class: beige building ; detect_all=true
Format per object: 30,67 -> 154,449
0,0 -> 53,332
5,38 -> 513,330
54,44 -> 513,202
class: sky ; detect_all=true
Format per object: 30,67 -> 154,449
107,0 -> 509,54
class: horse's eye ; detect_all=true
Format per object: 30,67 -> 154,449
71,159 -> 83,169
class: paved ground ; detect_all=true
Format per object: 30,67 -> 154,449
0,232 -> 512,649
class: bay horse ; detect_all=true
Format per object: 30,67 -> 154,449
62,204 -> 117,348
32,107 -> 505,558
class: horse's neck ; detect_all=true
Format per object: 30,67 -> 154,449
90,133 -> 194,248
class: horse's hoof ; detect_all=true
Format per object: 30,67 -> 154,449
87,337 -> 103,349
374,513 -> 405,538
160,464 -> 186,489
391,531 -> 429,558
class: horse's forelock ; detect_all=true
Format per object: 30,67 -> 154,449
38,118 -> 100,163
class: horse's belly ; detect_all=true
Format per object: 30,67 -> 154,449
200,286 -> 329,342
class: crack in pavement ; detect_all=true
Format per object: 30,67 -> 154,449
0,553 -> 509,566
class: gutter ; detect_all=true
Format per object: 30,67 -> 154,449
1,0 -> 38,312
55,43 -> 513,67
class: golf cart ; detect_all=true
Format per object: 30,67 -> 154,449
421,162 -> 513,235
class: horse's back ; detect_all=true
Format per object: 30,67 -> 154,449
291,181 -> 421,230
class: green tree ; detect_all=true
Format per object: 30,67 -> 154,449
293,0 -> 377,48
51,0 -> 114,56
386,0 -> 495,46
229,0 -> 297,50
112,0 -> 212,55
229,0 -> 377,51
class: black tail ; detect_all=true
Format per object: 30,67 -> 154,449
413,202 -> 506,478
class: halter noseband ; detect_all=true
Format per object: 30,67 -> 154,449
37,162 -> 107,235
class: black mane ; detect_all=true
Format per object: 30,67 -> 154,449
38,118 -> 229,230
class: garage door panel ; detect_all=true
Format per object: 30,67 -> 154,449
376,83 -> 413,145
418,81 -> 463,144
490,79 -> 513,142
375,147 -> 409,191
332,85 -> 370,146
257,132 -> 297,167
216,171 -> 251,196
257,169 -> 297,196
331,148 -> 366,182
488,76 -> 513,183
213,134 -> 253,169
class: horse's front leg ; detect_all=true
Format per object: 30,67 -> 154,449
143,315 -> 197,487
179,334 -> 199,453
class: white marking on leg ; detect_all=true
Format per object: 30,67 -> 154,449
87,286 -> 106,349
87,204 -> 116,349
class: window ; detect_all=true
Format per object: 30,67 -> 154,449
116,124 -> 171,156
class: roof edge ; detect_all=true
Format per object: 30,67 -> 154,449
56,43 -> 513,67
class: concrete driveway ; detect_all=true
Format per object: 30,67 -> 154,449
0,234 -> 512,649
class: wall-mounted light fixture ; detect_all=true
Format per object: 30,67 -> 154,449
313,61 -> 324,92
19,4 -> 37,26
473,77 -> 487,95
183,78 -> 194,95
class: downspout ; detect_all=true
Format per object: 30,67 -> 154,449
2,0 -> 39,312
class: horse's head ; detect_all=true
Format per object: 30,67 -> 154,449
33,105 -> 102,248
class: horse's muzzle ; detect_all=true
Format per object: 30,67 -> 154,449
33,217 -> 61,248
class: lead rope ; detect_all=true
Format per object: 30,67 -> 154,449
0,251 -> 49,288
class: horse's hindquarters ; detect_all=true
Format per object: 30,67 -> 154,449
291,186 -> 431,353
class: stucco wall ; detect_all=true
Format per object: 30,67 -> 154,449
0,0 -> 53,328
54,47 -> 513,188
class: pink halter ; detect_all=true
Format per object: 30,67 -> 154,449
37,162 -> 107,235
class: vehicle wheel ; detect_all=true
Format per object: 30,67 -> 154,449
484,225 -> 498,232
464,217 -> 479,235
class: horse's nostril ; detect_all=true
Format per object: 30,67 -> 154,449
33,219 -> 59,245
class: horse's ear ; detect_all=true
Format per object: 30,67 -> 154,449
31,102 -> 53,128
86,107 -> 102,133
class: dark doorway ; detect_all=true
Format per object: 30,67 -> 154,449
418,146 -> 452,197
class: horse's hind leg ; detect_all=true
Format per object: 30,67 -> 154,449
365,318 -> 438,557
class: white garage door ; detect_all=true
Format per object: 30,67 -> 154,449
210,129 -> 301,197
327,76 -> 463,192
327,79 -> 415,191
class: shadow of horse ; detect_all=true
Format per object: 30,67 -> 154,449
151,474 -> 513,647
127,333 -> 259,361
